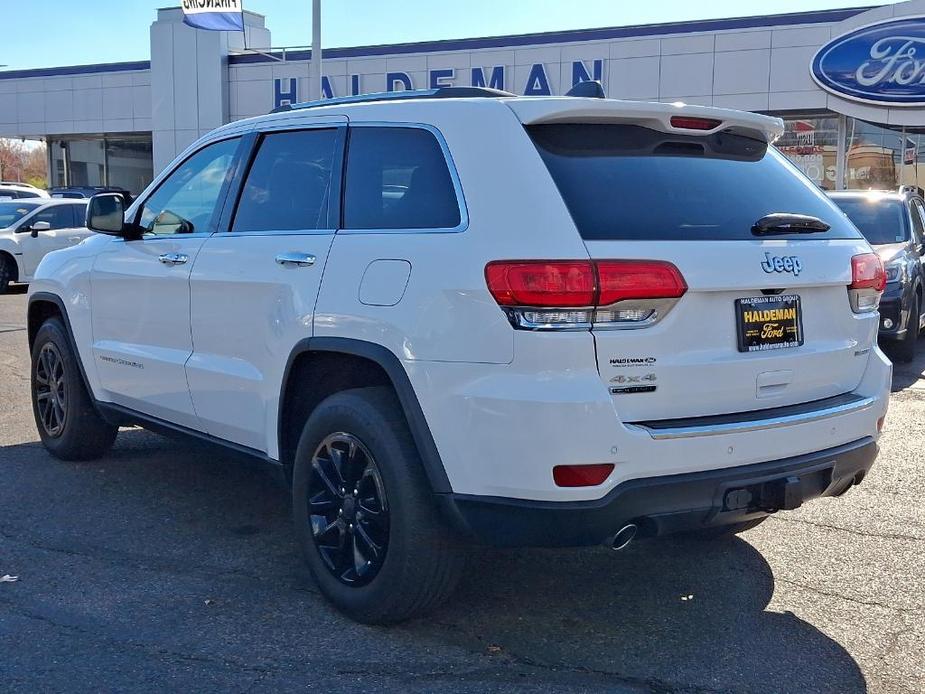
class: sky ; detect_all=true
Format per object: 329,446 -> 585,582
1,0 -> 877,71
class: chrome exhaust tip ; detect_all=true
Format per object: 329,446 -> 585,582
610,523 -> 638,551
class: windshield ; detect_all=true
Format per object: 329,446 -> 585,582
527,123 -> 861,241
829,197 -> 908,245
0,201 -> 40,228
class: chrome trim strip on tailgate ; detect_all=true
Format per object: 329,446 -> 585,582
629,394 -> 876,440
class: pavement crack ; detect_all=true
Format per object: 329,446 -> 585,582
767,515 -> 925,542
775,577 -> 923,616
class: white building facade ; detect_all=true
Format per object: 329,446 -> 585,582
4,3 -> 925,193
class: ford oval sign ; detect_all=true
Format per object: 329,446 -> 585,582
812,16 -> 925,106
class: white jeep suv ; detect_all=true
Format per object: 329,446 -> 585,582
27,87 -> 891,624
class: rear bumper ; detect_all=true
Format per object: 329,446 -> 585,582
440,437 -> 877,547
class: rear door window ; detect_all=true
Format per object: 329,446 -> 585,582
232,129 -> 339,232
528,123 -> 861,241
342,127 -> 461,230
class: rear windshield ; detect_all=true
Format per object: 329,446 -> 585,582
829,197 -> 908,246
0,201 -> 40,227
528,124 -> 861,241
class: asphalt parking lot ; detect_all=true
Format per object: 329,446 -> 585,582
0,285 -> 923,693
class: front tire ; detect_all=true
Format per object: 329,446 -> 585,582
0,254 -> 14,294
31,318 -> 118,460
292,387 -> 463,624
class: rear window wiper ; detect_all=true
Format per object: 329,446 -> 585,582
752,213 -> 831,236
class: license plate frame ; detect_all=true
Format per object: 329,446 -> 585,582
735,294 -> 804,353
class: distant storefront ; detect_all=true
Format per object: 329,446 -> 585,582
4,3 -> 925,193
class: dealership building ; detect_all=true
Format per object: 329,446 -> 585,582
4,2 -> 925,194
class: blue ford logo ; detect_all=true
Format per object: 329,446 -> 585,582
812,17 -> 925,105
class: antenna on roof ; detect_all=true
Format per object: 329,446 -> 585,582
565,81 -> 605,99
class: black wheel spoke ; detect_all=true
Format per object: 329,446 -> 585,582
354,522 -> 382,562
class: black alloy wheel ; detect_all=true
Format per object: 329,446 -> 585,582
307,432 -> 390,586
34,342 -> 68,438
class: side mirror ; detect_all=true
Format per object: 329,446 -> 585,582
30,220 -> 51,238
87,193 -> 128,236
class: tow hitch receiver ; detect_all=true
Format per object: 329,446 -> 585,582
721,465 -> 834,515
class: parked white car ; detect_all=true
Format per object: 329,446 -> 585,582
0,182 -> 49,200
26,87 -> 891,624
0,198 -> 90,293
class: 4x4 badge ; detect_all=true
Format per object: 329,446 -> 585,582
761,252 -> 802,276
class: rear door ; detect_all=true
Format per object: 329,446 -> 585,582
528,122 -> 874,422
187,121 -> 345,452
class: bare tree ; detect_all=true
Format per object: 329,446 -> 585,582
0,139 -> 47,188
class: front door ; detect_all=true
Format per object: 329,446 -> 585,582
20,203 -> 89,278
90,137 -> 241,428
187,125 -> 344,453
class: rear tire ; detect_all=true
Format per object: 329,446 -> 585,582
292,387 -> 464,624
30,318 -> 118,461
687,517 -> 767,540
0,254 -> 14,294
894,294 -> 919,364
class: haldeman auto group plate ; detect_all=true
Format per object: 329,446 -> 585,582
735,295 -> 804,353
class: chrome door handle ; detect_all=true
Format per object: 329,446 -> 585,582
158,253 -> 189,266
275,252 -> 316,267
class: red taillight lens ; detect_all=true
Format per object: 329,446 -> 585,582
553,463 -> 615,487
596,260 -> 688,305
850,253 -> 886,292
485,260 -> 687,307
670,116 -> 722,131
485,261 -> 596,307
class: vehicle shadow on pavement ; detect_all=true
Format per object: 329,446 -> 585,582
0,429 -> 867,693
421,539 -> 867,692
886,339 -> 925,391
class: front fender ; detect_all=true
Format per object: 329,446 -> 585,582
28,235 -> 110,400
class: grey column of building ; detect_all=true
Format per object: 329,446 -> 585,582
149,8 -> 270,175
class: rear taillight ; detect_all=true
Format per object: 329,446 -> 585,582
485,259 -> 687,330
669,116 -> 722,131
849,253 -> 885,313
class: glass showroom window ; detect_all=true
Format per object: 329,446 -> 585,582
845,119 -> 904,191
49,134 -> 154,195
777,116 -> 842,191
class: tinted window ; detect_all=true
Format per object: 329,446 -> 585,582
30,205 -> 75,231
137,138 -> 238,236
16,191 -> 41,199
71,203 -> 88,227
528,124 -> 861,241
343,127 -> 460,230
232,129 -> 337,232
830,197 -> 908,245
0,201 -> 40,227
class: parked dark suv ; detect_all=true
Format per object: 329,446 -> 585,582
829,188 -> 925,362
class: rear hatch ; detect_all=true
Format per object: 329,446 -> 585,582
524,113 -> 875,422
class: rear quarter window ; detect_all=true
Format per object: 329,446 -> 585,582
528,123 -> 861,241
343,127 -> 461,230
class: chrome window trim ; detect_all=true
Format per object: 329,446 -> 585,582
212,228 -> 336,238
337,121 -> 470,235
629,395 -> 876,440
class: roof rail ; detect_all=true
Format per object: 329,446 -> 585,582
269,86 -> 515,114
